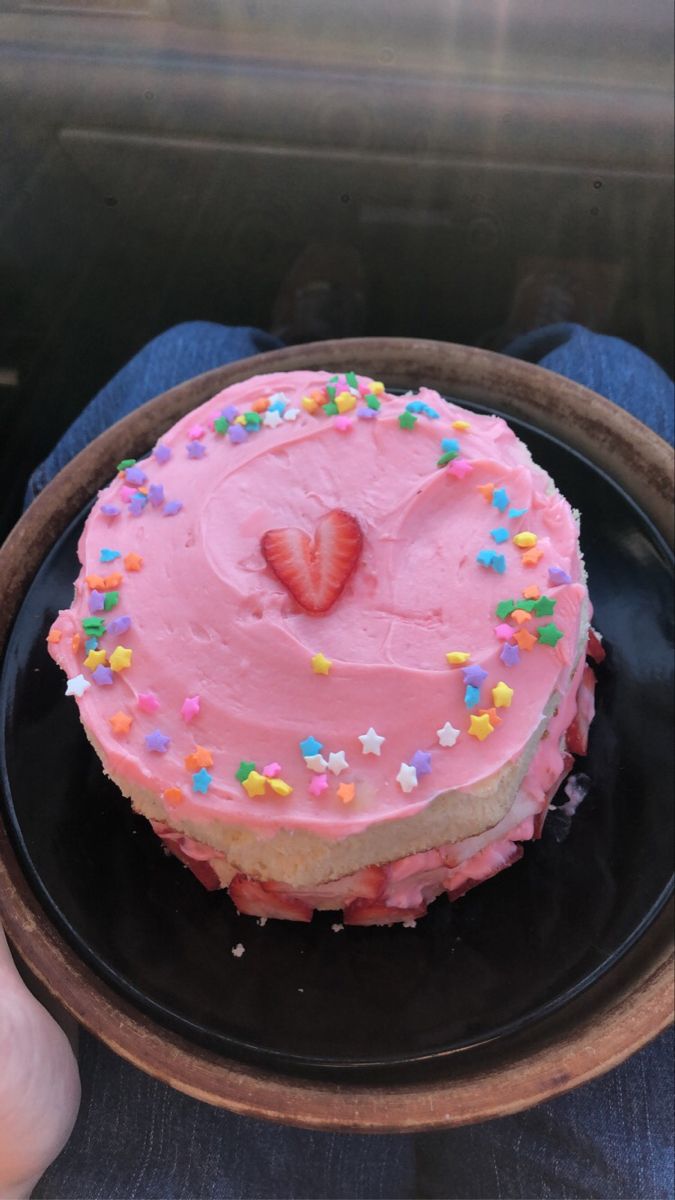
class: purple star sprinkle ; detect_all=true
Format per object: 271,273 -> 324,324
108,615 -> 131,636
411,750 -> 432,776
548,566 -> 572,586
500,642 -> 521,667
88,590 -> 105,614
148,483 -> 164,507
129,493 -> 147,516
228,424 -> 248,444
154,443 -> 171,464
462,664 -> 488,687
125,466 -> 147,487
145,730 -> 170,753
221,405 -> 239,422
163,500 -> 183,516
101,504 -> 120,518
357,405 -> 377,419
92,665 -> 113,686
186,441 -> 206,459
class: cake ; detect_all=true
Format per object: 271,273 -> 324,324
47,370 -> 601,925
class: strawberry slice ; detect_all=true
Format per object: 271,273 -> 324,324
150,824 -> 222,891
565,664 -> 596,756
344,899 -> 427,926
261,508 -> 363,614
586,627 -> 606,664
229,876 -> 313,922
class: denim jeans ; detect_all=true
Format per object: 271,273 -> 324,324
31,323 -> 674,1200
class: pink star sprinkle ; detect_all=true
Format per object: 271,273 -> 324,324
187,424 -> 206,440
447,457 -> 473,479
120,485 -> 135,502
334,415 -> 353,432
180,695 -> 200,722
495,623 -> 514,640
309,773 -> 329,797
137,692 -> 160,714
263,762 -> 282,778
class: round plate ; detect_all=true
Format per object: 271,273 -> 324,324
0,339 -> 672,1129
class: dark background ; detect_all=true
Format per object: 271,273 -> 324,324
1,0 -> 673,542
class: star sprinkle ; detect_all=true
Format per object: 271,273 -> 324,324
477,549 -> 496,568
263,762 -> 281,777
514,628 -> 537,652
304,753 -> 329,773
441,437 -> 460,455
300,735 -> 323,757
327,751 -> 349,776
148,483 -> 164,508
88,590 -> 105,613
452,419 -> 471,431
437,721 -> 460,747
522,585 -> 540,600
185,746 -> 213,772
548,566 -> 572,586
268,778 -> 293,797
478,707 -> 502,727
235,760 -> 255,782
358,727 -> 385,756
492,681 -> 514,708
446,651 -> 470,665
396,763 -> 418,793
65,674 -> 90,697
109,711 -> 133,735
84,638 -> 99,652
311,653 -> 332,675
500,642 -> 521,667
522,546 -> 543,566
411,749 -> 432,776
448,458 -> 473,479
357,405 -> 377,420
125,466 -> 147,486
513,531 -> 537,548
228,425 -> 248,444
180,695 -> 200,722
308,774 -> 329,797
477,483 -> 495,502
242,770 -> 267,798
462,664 -> 488,687
533,595 -> 556,616
263,409 -> 283,428
99,548 -> 120,563
92,665 -> 113,686
491,527 -> 509,544
154,443 -> 171,464
220,404 -> 239,421
508,507 -> 528,519
398,411 -> 417,430
495,623 -> 514,640
464,684 -> 481,708
101,504 -> 121,518
129,494 -> 147,516
492,487 -> 509,512
192,768 -> 213,794
108,615 -> 131,636
187,441 -> 206,459
109,646 -> 132,671
538,622 -> 564,647
84,648 -> 106,670
124,551 -> 143,572
283,407 -> 300,422
163,500 -> 183,516
337,782 -> 356,804
103,590 -> 119,611
495,599 -> 516,619
187,423 -> 206,440
138,692 -> 160,714
511,608 -> 532,625
469,713 -> 494,741
82,617 -> 106,637
334,415 -> 353,432
164,787 -> 183,806
47,627 -> 62,644
268,393 -> 288,411
145,730 -> 170,753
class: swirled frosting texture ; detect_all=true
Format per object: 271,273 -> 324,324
48,372 -> 587,839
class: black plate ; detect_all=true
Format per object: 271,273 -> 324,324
1,402 -> 673,1081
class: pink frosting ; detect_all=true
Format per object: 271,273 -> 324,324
48,371 -> 588,840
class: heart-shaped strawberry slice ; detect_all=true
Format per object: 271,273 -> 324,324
261,508 -> 363,614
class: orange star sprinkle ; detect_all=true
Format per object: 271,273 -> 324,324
184,745 -> 213,773
477,483 -> 495,503
522,546 -> 544,567
124,552 -> 144,572
102,572 -> 123,590
511,608 -> 532,625
478,707 -> 502,726
522,585 -> 540,599
337,782 -> 356,804
514,627 -> 537,652
164,787 -> 184,807
109,711 -> 133,735
47,627 -> 62,644
71,634 -> 81,653
252,396 -> 270,413
85,573 -> 106,590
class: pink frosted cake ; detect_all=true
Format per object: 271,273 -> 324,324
47,370 -> 601,925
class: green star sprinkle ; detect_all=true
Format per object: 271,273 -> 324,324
437,450 -> 459,467
82,617 -> 106,636
533,596 -> 557,617
495,599 -> 516,620
345,371 -> 359,388
398,411 -> 417,430
116,458 -> 136,472
213,417 -> 229,435
103,590 -> 120,611
244,411 -> 262,427
538,622 -> 564,647
235,760 -> 256,783
325,385 -> 337,402
323,400 -> 338,416
365,395 -> 381,411
517,599 -> 538,612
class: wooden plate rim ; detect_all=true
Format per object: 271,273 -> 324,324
1,337 -> 673,1131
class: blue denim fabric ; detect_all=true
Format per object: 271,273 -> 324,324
31,322 -> 674,1199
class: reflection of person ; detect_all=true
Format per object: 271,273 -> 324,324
20,321 -> 674,1199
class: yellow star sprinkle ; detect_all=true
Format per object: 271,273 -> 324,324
468,713 -> 494,741
242,770 -> 267,798
446,651 -> 470,665
371,381 -> 385,395
311,652 -> 332,675
492,681 -> 514,708
337,782 -> 355,804
83,648 -> 106,671
109,645 -> 133,672
268,778 -> 293,797
302,395 -> 318,413
513,531 -> 538,548
452,419 -> 471,431
336,391 -> 357,413
234,414 -> 247,425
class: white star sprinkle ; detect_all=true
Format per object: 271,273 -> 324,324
327,750 -> 349,776
437,721 -> 460,748
65,674 -> 91,698
263,409 -> 283,428
304,753 -> 329,773
396,763 -> 418,793
283,406 -> 300,422
358,726 -> 385,756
